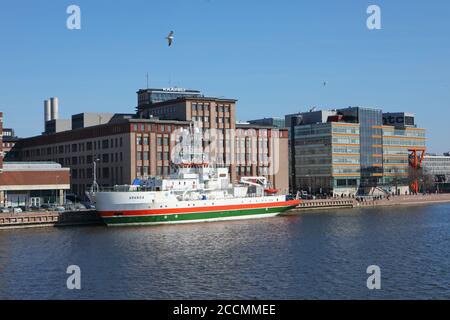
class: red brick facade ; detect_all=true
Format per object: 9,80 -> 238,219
0,170 -> 70,186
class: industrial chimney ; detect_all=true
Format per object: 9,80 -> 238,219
44,99 -> 51,122
50,97 -> 59,120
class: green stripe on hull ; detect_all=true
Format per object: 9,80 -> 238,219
102,205 -> 294,226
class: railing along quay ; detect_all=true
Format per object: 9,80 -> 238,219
287,199 -> 356,213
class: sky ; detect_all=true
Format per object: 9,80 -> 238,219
0,0 -> 449,153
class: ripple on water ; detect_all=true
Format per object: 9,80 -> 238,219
1,204 -> 450,299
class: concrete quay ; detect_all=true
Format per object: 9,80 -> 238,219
0,210 -> 103,230
355,193 -> 450,208
286,193 -> 450,214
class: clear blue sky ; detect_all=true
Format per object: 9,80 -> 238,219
0,0 -> 449,153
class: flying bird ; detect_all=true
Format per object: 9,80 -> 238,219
323,81 -> 327,87
166,31 -> 174,46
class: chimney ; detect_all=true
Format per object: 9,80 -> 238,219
44,99 -> 51,122
50,97 -> 59,120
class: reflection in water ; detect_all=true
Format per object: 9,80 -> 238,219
1,204 -> 450,299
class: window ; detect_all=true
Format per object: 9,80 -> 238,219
136,136 -> 142,145
102,168 -> 109,178
144,136 -> 149,145
102,140 -> 109,149
137,151 -> 142,161
102,154 -> 109,163
87,142 -> 92,151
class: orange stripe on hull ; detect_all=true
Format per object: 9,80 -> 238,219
100,199 -> 300,217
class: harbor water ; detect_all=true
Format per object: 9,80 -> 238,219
1,203 -> 450,299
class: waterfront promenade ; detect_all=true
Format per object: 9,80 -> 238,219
288,193 -> 450,213
356,193 -> 450,208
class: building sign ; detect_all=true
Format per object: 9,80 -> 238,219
162,88 -> 187,92
383,113 -> 415,127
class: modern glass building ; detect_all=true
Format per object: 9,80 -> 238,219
422,153 -> 450,192
286,107 -> 426,196
247,117 -> 286,128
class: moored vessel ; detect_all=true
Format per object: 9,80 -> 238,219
95,165 -> 300,226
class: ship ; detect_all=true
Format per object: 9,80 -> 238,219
94,126 -> 300,226
95,164 -> 300,226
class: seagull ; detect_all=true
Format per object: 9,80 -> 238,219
166,31 -> 174,46
323,81 -> 327,87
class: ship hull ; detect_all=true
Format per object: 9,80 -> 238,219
98,198 -> 300,227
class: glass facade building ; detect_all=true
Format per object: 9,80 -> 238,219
288,107 -> 426,196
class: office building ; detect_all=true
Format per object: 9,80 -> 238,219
287,107 -> 426,196
423,153 -> 450,192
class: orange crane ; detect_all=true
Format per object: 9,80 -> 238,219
408,147 -> 426,193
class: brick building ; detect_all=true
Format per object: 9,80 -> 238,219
0,112 -> 70,208
11,90 -> 289,197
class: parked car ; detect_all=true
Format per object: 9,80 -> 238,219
299,191 -> 313,200
1,208 -> 10,213
81,202 -> 96,210
12,207 -> 23,213
55,206 -> 65,212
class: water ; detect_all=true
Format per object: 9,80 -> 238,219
1,203 -> 450,299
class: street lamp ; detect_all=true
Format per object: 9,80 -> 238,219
92,158 -> 100,193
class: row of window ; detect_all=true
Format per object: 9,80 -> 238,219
332,126 -> 359,135
132,123 -> 175,133
383,129 -> 425,138
136,166 -> 171,177
332,137 -> 360,145
23,138 -> 124,158
383,138 -> 426,147
57,153 -> 124,166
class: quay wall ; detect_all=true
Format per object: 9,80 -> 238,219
0,210 -> 103,230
